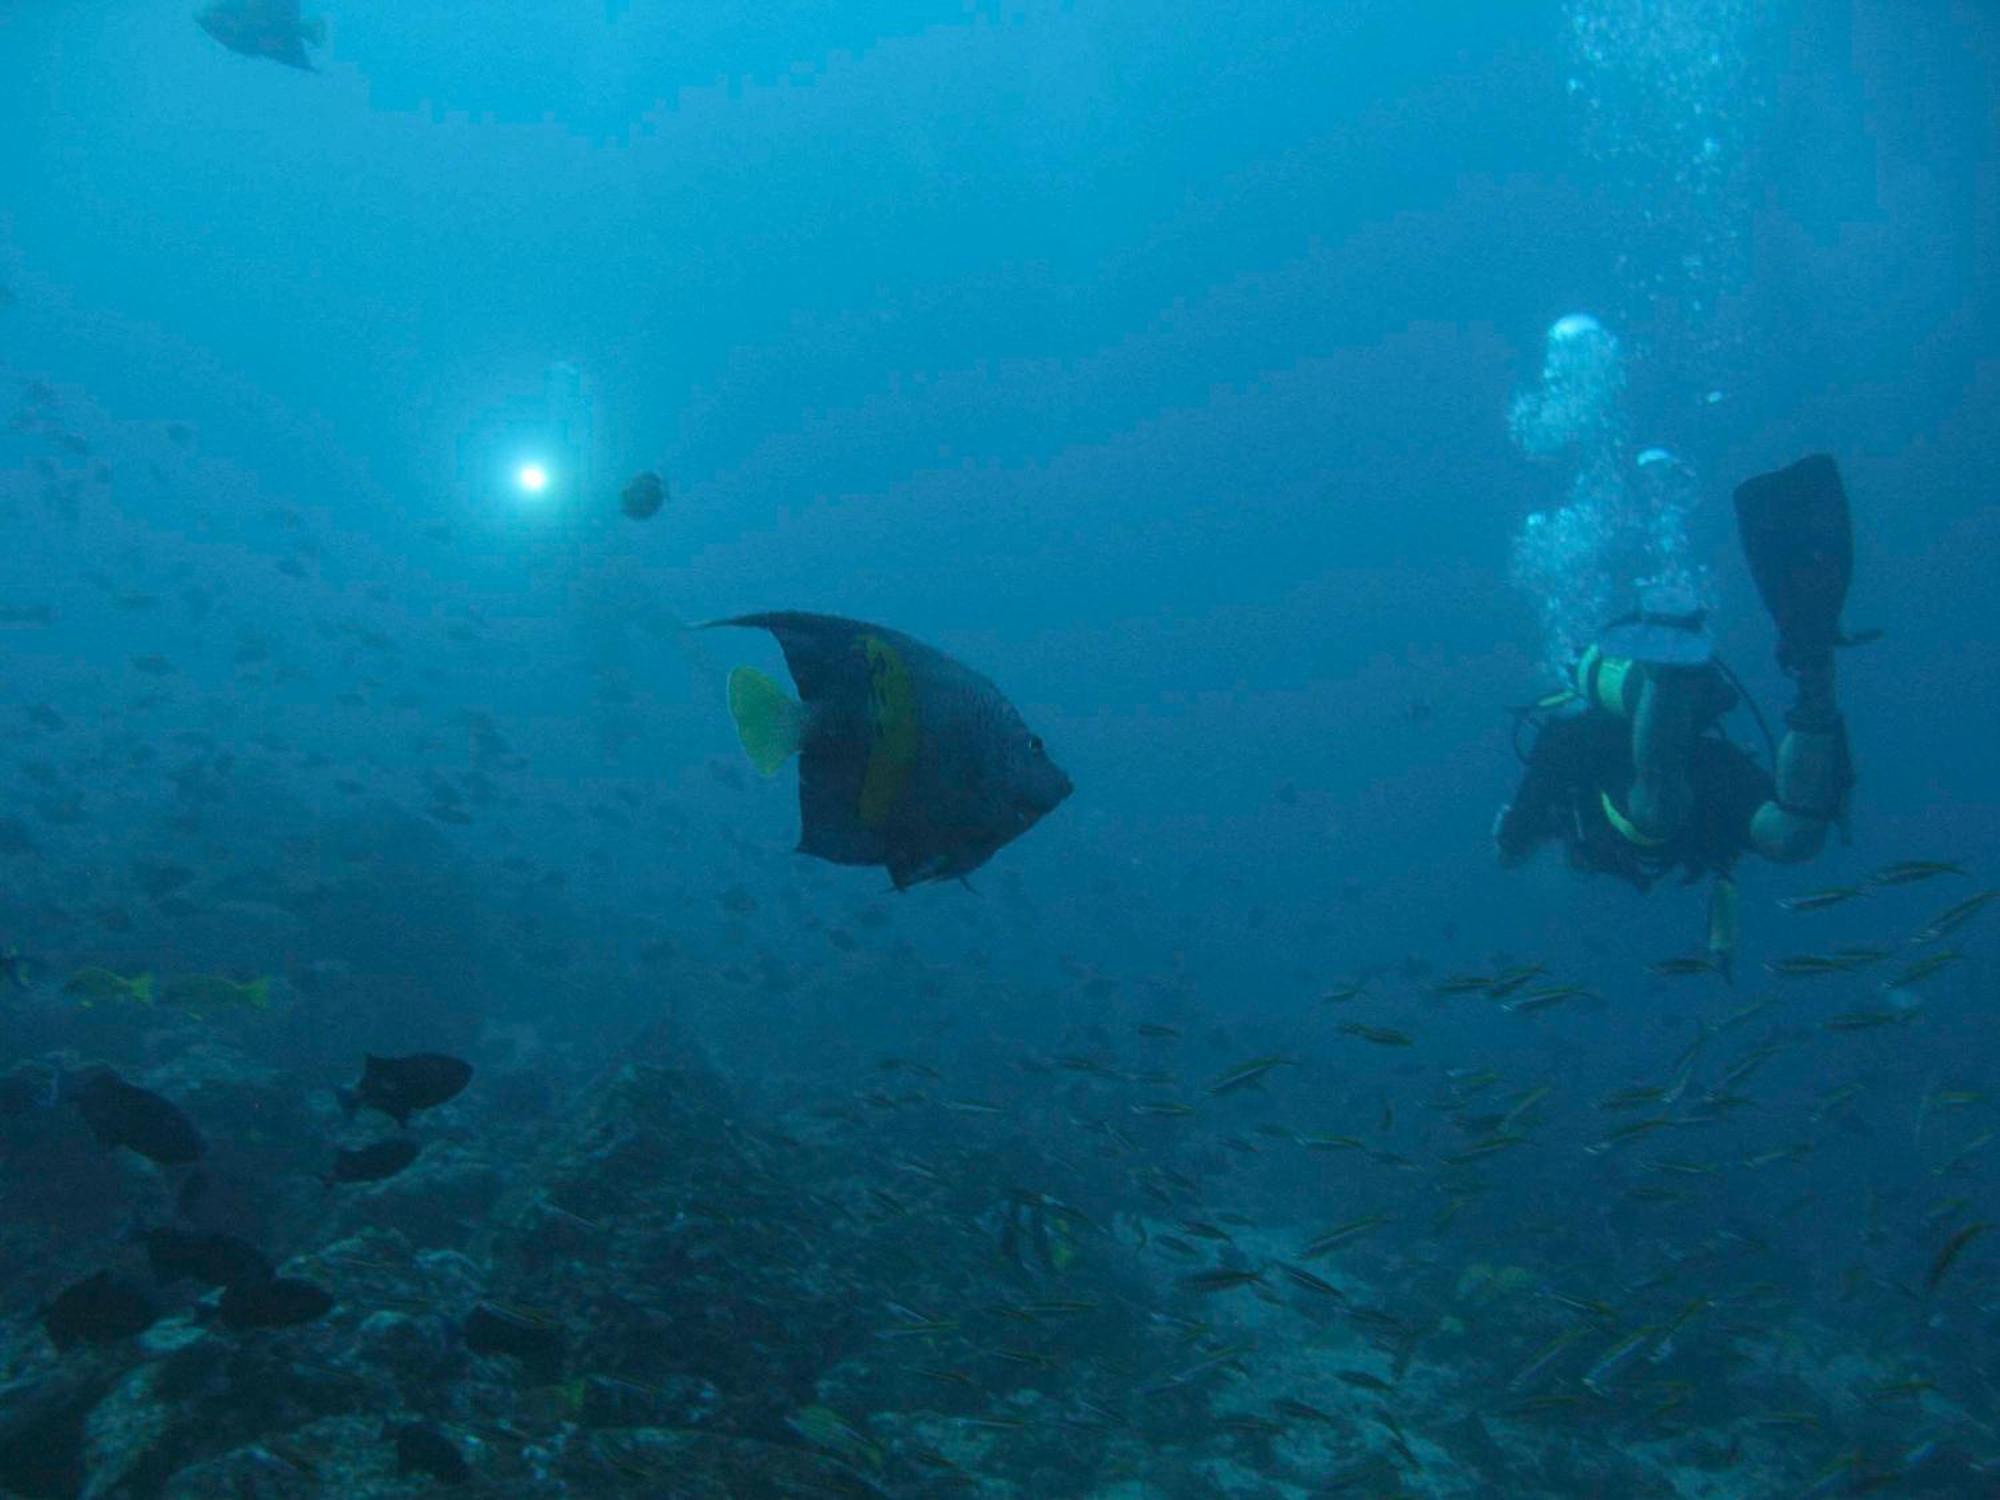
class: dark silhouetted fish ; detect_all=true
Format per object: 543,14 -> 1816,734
0,1062 -> 56,1116
339,1054 -> 472,1126
139,1228 -> 271,1290
326,1137 -> 421,1184
43,1271 -> 157,1350
175,1169 -> 212,1219
709,612 -> 1071,888
195,0 -> 324,71
218,1275 -> 333,1329
0,1074 -> 40,1117
621,469 -> 665,520
463,1303 -> 566,1375
394,1422 -> 471,1486
65,1067 -> 205,1165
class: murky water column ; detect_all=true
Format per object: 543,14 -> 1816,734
1506,0 -> 1759,683
1564,0 -> 1768,358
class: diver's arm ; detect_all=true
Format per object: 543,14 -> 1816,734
1749,659 -> 1848,864
1494,729 -> 1577,866
1493,803 -> 1533,866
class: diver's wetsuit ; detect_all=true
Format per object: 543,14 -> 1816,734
1495,694 -> 1773,889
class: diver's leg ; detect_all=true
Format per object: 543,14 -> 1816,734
1751,662 -> 1846,863
1626,666 -> 1701,842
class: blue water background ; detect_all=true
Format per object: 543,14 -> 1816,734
0,0 -> 1995,1353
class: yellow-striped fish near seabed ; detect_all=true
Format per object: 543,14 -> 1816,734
63,968 -> 154,1008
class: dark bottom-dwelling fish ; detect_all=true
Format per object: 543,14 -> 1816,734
327,1137 -> 421,1184
42,1270 -> 157,1350
65,1066 -> 205,1165
339,1053 -> 472,1127
709,612 -> 1071,888
394,1423 -> 471,1487
218,1275 -> 334,1330
140,1228 -> 271,1290
463,1303 -> 567,1374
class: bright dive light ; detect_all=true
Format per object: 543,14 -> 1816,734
517,462 -> 550,495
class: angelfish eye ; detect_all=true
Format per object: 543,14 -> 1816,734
1028,735 -> 1044,755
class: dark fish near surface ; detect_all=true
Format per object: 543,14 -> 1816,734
1925,1221 -> 1989,1293
1765,954 -> 1851,978
1505,985 -> 1596,1014
0,1071 -> 48,1117
140,1228 -> 271,1289
1205,1055 -> 1296,1095
327,1137 -> 421,1184
1483,964 -> 1546,998
1648,955 -> 1717,978
1337,1021 -> 1412,1047
339,1053 -> 472,1126
709,612 -> 1071,888
1912,890 -> 1997,944
620,469 -> 666,520
1177,1268 -> 1266,1294
196,0 -> 325,70
1299,1214 -> 1390,1259
1274,1262 -> 1345,1299
1432,973 -> 1493,996
1888,949 -> 1962,988
1777,886 -> 1863,912
43,1270 -> 157,1350
1870,860 -> 1964,886
394,1423 -> 471,1486
66,1066 -> 205,1165
219,1275 -> 334,1329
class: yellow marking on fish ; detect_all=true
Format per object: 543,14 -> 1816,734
857,635 -> 918,828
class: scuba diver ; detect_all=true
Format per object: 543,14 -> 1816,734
1493,454 -> 1863,976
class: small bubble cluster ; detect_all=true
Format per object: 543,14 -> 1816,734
1508,317 -> 1710,681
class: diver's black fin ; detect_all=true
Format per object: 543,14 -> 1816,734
1733,454 -> 1852,675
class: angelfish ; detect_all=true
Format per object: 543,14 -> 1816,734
709,612 -> 1071,888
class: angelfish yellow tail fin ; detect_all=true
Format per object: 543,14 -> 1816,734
727,666 -> 803,777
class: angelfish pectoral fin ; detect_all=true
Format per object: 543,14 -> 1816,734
727,666 -> 804,777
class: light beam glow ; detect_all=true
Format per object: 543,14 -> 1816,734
516,462 -> 550,495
